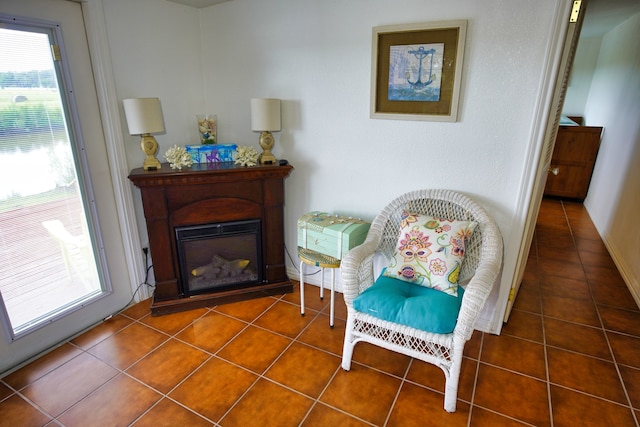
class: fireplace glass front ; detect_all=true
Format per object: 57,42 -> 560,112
175,219 -> 262,296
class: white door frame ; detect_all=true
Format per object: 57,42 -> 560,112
0,0 -> 146,375
81,0 -> 148,302
501,0 -> 587,322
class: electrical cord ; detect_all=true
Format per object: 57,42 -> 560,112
102,248 -> 155,321
285,244 -> 321,277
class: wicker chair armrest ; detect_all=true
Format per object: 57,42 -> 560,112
454,223 -> 503,341
340,239 -> 380,306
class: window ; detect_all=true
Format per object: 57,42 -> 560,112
0,18 -> 107,339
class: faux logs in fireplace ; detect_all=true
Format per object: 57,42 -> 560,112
128,162 -> 293,315
175,219 -> 262,296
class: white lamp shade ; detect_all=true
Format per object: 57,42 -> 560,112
123,98 -> 166,135
251,98 -> 281,132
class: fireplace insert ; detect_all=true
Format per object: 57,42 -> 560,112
175,219 -> 262,297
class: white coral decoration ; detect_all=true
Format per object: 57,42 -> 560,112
234,146 -> 260,167
164,145 -> 193,170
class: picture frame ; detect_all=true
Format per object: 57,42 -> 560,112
370,20 -> 467,122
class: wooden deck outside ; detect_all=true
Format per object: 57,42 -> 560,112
0,190 -> 99,330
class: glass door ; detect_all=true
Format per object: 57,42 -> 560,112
0,22 -> 105,338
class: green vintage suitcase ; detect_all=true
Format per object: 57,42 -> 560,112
297,211 -> 370,260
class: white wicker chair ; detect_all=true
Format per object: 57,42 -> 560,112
340,189 -> 503,412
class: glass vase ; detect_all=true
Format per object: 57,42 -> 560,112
197,114 -> 217,145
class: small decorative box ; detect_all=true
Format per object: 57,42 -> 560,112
186,144 -> 237,164
297,211 -> 371,260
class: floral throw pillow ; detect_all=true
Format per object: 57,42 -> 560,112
382,211 -> 477,296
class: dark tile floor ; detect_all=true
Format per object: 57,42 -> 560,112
1,198 -> 639,426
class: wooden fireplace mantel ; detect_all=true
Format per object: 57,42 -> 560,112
128,162 -> 294,315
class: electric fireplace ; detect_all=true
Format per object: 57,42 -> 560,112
176,219 -> 262,296
128,162 -> 293,315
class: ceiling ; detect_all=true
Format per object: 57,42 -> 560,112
581,0 -> 640,38
164,0 -> 639,38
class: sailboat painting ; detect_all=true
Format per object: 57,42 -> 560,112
388,43 -> 444,102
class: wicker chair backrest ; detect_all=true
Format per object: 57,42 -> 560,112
372,190 -> 487,286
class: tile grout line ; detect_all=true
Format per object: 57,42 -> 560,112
252,297 -> 358,426
53,305 -> 216,426
155,290 -> 338,425
4,341 -> 123,425
591,289 -> 640,426
466,331 -> 484,427
51,367 -> 122,425
533,214 -> 555,427
53,311 -> 176,425
381,356 -> 414,426
257,291 -> 382,426
63,301 -> 259,427
203,294 -> 324,425
564,201 -> 639,426
124,357 -> 218,425
0,379 -> 60,424
151,306 -> 269,425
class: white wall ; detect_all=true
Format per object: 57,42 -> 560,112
563,35 -> 602,116
99,0 -> 567,334
102,0 -> 206,247
583,12 -> 640,304
197,0 -> 563,333
0,0 -> 152,376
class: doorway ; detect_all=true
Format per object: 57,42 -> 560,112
0,0 -> 144,376
503,0 -> 587,321
0,18 -> 106,338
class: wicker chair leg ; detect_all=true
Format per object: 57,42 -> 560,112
341,316 -> 356,370
443,382 -> 458,413
443,342 -> 464,412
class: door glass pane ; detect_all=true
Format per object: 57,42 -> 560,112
0,26 -> 102,337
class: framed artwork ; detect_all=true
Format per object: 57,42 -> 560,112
370,20 -> 467,122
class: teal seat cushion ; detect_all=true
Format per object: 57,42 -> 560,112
353,271 -> 464,334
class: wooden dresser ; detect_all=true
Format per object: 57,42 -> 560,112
544,120 -> 603,201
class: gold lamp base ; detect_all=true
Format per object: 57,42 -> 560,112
140,134 -> 161,170
258,131 -> 277,165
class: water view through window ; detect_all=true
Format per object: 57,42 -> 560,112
0,25 -> 102,337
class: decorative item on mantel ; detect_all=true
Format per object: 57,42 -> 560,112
251,98 -> 281,164
197,114 -> 217,144
122,97 -> 165,170
164,145 -> 193,170
234,145 -> 260,167
186,143 -> 237,164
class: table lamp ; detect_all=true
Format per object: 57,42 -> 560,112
251,98 -> 281,165
123,97 -> 165,170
